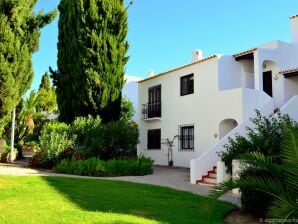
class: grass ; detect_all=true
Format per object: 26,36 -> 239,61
0,176 -> 235,224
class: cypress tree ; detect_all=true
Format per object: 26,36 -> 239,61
37,72 -> 57,112
39,72 -> 51,91
52,0 -> 129,123
0,0 -> 56,134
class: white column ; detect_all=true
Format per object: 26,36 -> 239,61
217,160 -> 231,184
10,108 -> 16,162
253,51 -> 263,91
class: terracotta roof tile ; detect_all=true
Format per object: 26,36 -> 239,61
280,67 -> 298,75
138,55 -> 218,83
232,48 -> 258,58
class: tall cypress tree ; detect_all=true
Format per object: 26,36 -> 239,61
39,72 -> 51,91
0,0 -> 56,134
37,72 -> 57,112
52,0 -> 129,123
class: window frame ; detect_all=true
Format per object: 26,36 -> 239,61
179,125 -> 194,151
180,74 -> 194,96
147,129 -> 161,150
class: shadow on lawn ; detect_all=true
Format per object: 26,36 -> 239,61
42,176 -> 234,224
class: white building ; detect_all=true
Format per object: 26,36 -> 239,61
137,15 -> 298,184
123,75 -> 141,119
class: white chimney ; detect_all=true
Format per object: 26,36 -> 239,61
290,15 -> 298,45
148,70 -> 155,77
192,49 -> 203,62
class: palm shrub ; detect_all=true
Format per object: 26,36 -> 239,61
211,125 -> 298,220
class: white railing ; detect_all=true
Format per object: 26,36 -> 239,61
190,90 -> 274,184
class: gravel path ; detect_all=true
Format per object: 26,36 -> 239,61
0,162 -> 240,206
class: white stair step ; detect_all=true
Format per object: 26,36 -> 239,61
203,177 -> 217,184
209,173 -> 217,178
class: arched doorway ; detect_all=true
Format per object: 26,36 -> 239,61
219,119 -> 238,139
262,60 -> 279,97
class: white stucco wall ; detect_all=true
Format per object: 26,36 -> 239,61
137,56 -> 270,168
253,41 -> 298,108
284,76 -> 298,103
138,17 -> 298,174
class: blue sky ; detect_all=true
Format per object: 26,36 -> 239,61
32,0 -> 297,91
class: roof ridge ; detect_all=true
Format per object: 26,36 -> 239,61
138,55 -> 218,83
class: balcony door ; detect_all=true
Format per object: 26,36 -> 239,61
148,85 -> 161,118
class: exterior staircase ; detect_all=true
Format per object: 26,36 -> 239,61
191,95 -> 298,185
196,166 -> 217,186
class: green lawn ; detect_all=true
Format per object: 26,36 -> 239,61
0,176 -> 234,224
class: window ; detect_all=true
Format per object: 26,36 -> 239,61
148,85 -> 161,104
180,74 -> 194,96
147,85 -> 161,118
147,129 -> 161,149
179,125 -> 194,150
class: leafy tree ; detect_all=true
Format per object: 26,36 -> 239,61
39,72 -> 51,90
37,72 -> 57,112
0,0 -> 56,135
211,125 -> 298,220
120,96 -> 134,121
52,0 -> 129,124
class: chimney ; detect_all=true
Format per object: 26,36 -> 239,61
148,70 -> 155,77
290,15 -> 298,45
192,49 -> 203,62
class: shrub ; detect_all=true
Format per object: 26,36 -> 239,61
53,156 -> 154,177
30,122 -> 72,168
214,112 -> 297,219
69,116 -> 103,159
219,111 -> 293,173
99,120 -> 139,160
0,139 -> 18,162
30,116 -> 139,168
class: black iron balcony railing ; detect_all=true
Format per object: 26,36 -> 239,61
142,102 -> 161,119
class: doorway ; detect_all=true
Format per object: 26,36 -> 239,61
263,71 -> 272,97
219,119 -> 238,139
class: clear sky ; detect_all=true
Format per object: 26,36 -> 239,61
32,0 -> 297,91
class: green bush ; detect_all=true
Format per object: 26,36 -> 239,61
69,117 -> 138,160
0,139 -> 18,162
217,111 -> 296,218
30,122 -> 72,168
30,116 -> 139,168
219,111 -> 293,173
69,116 -> 103,159
99,120 -> 139,160
53,156 -> 154,177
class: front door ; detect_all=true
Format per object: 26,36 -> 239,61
263,71 -> 273,97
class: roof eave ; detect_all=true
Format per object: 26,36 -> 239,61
138,55 -> 218,83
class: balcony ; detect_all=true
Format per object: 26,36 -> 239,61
142,102 -> 161,120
